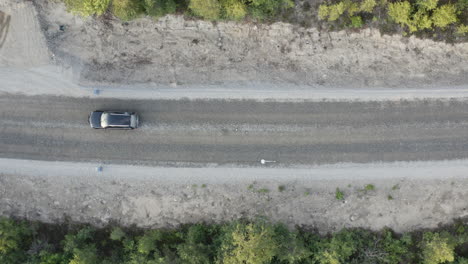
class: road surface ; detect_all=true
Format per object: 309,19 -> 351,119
1,94 -> 468,166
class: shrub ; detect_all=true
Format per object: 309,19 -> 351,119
335,188 -> 344,200
432,4 -> 458,28
143,0 -> 177,18
112,0 -> 145,21
110,227 -> 126,241
188,0 -> 221,20
457,0 -> 468,10
221,0 -> 247,20
247,0 -> 294,20
413,10 -> 432,30
63,0 -> 111,17
328,2 -> 346,21
345,0 -> 360,16
318,4 -> 330,20
456,25 -> 468,35
360,0 -> 376,12
417,0 -> 439,10
350,16 -> 363,27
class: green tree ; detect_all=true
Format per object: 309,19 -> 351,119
350,16 -> 363,27
69,245 -> 99,264
221,0 -> 247,20
456,25 -> 468,35
220,221 -> 280,264
413,10 -> 432,30
189,0 -> 221,20
63,0 -> 111,17
110,227 -> 127,241
316,229 -> 362,264
345,0 -> 360,16
0,218 -> 31,255
387,1 -> 414,31
327,2 -> 346,21
432,4 -> 458,28
177,224 -> 214,264
142,0 -> 177,18
377,230 -> 412,264
318,4 -> 330,20
112,0 -> 145,21
456,258 -> 468,264
416,0 -> 439,10
360,0 -> 376,12
420,232 -> 455,264
274,224 -> 312,263
247,0 -> 294,19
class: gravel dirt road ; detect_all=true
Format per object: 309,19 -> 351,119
1,94 -> 468,166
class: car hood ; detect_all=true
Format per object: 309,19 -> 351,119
89,112 -> 103,128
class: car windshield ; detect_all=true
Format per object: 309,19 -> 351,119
101,113 -> 130,127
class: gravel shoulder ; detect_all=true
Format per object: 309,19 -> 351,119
1,158 -> 468,233
1,0 -> 468,101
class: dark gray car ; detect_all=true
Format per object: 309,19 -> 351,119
89,111 -> 139,129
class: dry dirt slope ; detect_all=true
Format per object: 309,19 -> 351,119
34,0 -> 468,88
2,159 -> 468,233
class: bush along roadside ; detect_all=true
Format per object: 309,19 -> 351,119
3,216 -> 468,263
61,0 -> 294,21
317,0 -> 468,40
61,0 -> 467,42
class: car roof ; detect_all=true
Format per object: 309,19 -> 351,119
102,112 -> 132,127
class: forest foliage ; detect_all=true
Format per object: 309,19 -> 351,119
3,216 -> 468,263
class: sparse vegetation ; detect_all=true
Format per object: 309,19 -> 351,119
335,187 -> 345,200
365,184 -> 375,191
201,184 -> 207,188
60,0 -> 467,40
62,0 -> 294,21
278,185 -> 286,192
3,216 -> 468,263
388,194 -> 394,200
258,188 -> 270,193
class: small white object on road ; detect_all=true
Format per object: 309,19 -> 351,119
260,159 -> 276,165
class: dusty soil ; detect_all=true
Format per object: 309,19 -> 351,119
32,0 -> 468,88
1,159 -> 468,233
